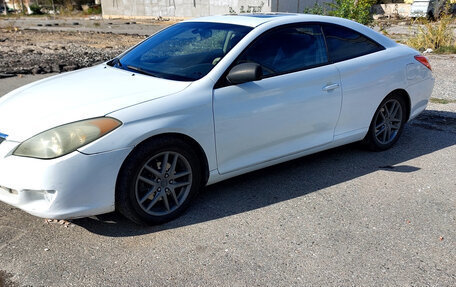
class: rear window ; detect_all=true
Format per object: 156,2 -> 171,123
323,24 -> 384,63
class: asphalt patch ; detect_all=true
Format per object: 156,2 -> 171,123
411,110 -> 456,133
0,271 -> 17,287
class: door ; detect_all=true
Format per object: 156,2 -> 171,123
213,24 -> 342,174
321,23 -> 387,137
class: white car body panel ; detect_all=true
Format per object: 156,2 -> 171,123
0,14 -> 434,219
88,79 -> 218,172
213,64 -> 342,174
333,46 -> 409,137
0,140 -> 131,218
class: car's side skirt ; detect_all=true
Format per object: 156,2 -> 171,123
206,128 -> 367,185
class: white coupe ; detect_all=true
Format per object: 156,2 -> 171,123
0,14 -> 434,224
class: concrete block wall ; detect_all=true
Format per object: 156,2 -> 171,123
372,3 -> 412,18
101,0 -> 324,19
101,0 -> 273,19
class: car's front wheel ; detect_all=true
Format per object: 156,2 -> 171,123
363,94 -> 407,151
116,137 -> 202,225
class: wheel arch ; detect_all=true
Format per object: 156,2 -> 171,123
119,132 -> 210,187
386,88 -> 411,121
115,132 -> 209,224
362,88 -> 410,151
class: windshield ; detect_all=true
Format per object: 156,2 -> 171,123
111,22 -> 253,81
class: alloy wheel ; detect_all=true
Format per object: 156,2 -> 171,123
373,99 -> 403,145
135,151 -> 193,216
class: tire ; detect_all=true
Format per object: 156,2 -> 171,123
362,94 -> 407,151
116,137 -> 203,225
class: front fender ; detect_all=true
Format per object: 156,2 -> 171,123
77,81 -> 217,171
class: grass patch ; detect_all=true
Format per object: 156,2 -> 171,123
434,45 -> 456,54
430,98 -> 456,104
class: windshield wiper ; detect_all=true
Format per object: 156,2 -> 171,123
126,65 -> 163,78
126,65 -> 195,81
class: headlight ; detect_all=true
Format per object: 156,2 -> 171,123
13,117 -> 122,159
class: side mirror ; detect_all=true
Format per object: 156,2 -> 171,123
226,63 -> 263,85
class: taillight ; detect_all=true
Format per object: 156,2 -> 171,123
414,55 -> 432,71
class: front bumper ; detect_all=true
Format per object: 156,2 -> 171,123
0,140 -> 132,219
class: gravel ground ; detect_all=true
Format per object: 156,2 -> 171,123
0,29 -> 148,75
0,17 -> 168,76
427,54 -> 456,101
0,16 -> 174,35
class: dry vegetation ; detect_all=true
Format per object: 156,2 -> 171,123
406,15 -> 456,53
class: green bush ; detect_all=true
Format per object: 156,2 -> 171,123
303,0 -> 376,25
328,0 -> 376,25
303,3 -> 327,15
29,4 -> 43,15
85,6 -> 102,15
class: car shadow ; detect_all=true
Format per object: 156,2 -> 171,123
73,109 -> 456,237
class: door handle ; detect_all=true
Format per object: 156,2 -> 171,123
322,83 -> 340,91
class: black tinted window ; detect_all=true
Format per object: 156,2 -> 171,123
323,24 -> 383,63
237,24 -> 328,76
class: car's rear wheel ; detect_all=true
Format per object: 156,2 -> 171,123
363,94 -> 407,151
116,137 -> 202,225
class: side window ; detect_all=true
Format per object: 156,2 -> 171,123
236,24 -> 328,77
323,24 -> 384,63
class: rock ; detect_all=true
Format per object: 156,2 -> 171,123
52,64 -> 62,72
31,66 -> 43,74
62,65 -> 78,72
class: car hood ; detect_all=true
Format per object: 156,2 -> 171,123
0,65 -> 191,142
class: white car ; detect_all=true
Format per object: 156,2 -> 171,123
0,14 -> 434,225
